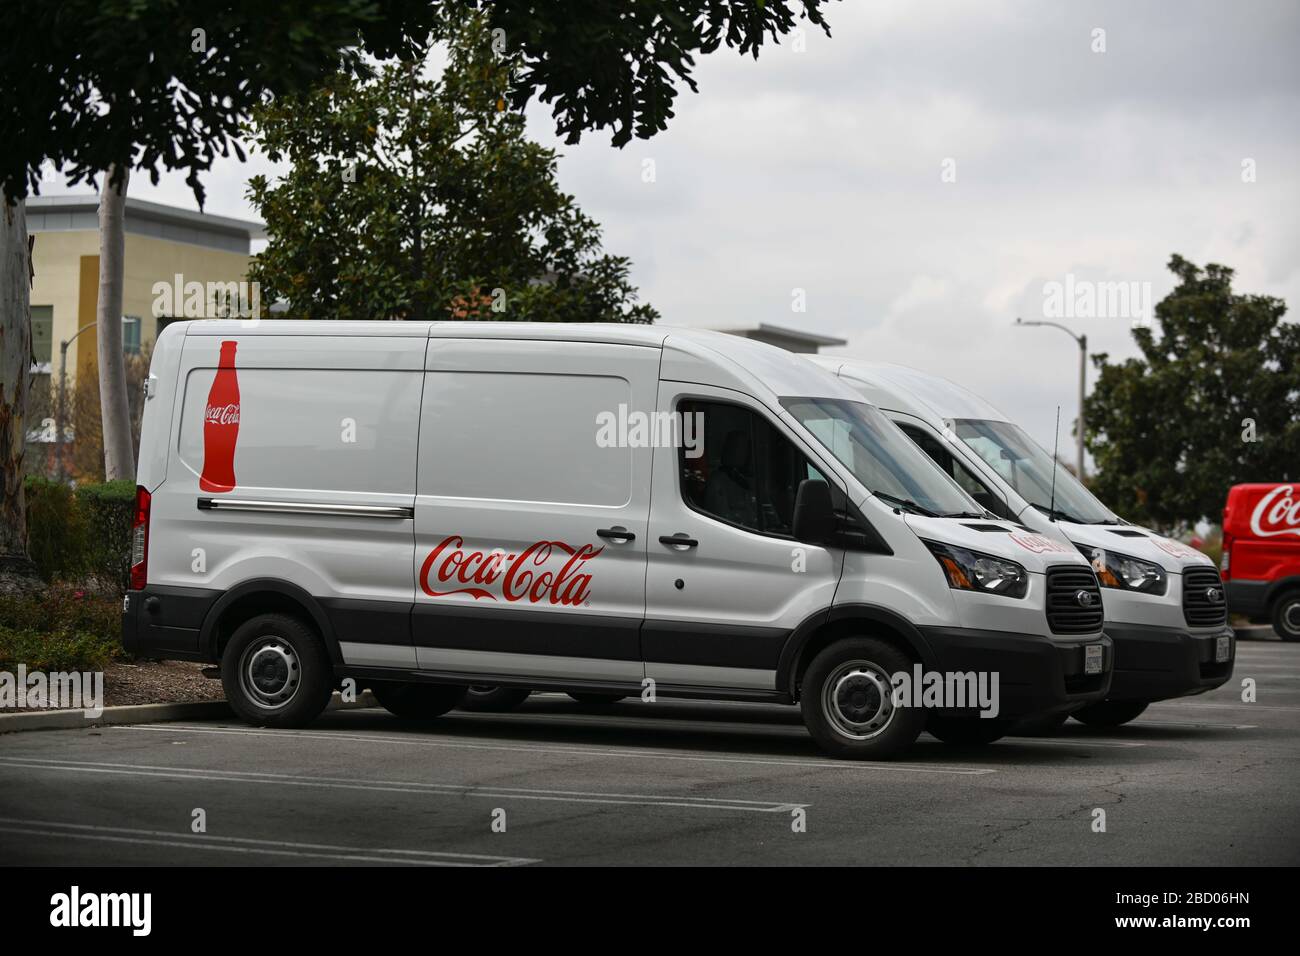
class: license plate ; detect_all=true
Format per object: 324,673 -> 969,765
1215,635 -> 1231,663
1085,644 -> 1104,675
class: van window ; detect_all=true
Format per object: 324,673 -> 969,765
179,368 -> 421,494
897,424 -> 1014,520
420,371 -> 632,506
679,399 -> 827,537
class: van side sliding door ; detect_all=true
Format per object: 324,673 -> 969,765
412,338 -> 657,685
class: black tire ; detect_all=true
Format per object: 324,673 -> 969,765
220,612 -> 334,728
927,715 -> 1013,746
1072,699 -> 1149,727
459,686 -> 532,712
1271,591 -> 1300,642
372,681 -> 468,720
1010,710 -> 1070,737
800,637 -> 926,760
567,692 -> 626,706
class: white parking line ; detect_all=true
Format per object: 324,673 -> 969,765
0,757 -> 809,812
0,816 -> 536,866
1154,701 -> 1300,712
113,723 -> 999,776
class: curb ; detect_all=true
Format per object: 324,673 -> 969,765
0,690 -> 379,735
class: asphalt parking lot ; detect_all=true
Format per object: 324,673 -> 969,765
1,630 -> 1296,866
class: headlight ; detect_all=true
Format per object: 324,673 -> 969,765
924,541 -> 1029,598
1076,545 -> 1167,595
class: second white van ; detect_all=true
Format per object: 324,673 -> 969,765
810,357 -> 1234,729
123,321 -> 1113,759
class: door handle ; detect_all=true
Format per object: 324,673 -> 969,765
597,527 -> 636,542
658,533 -> 699,549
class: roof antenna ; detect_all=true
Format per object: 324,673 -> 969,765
1048,404 -> 1060,523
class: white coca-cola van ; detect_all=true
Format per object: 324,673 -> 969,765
809,357 -> 1235,729
123,321 -> 1111,759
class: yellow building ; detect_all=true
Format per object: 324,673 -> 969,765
27,195 -> 264,392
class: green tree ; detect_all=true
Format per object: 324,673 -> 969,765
0,0 -> 834,582
1084,255 -> 1300,532
246,19 -> 656,323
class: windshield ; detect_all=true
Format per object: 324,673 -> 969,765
951,419 -> 1117,524
782,398 -> 982,517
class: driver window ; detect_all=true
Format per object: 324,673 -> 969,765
679,399 -> 830,537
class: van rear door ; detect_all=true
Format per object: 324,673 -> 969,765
412,337 -> 658,684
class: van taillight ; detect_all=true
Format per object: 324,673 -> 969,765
1220,531 -> 1232,579
130,485 -> 150,590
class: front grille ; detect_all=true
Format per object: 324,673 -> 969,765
1045,566 -> 1105,634
1183,567 -> 1228,627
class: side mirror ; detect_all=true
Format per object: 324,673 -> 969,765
793,478 -> 836,544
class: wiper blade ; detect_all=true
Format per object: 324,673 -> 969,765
874,492 -> 940,518
1031,503 -> 1085,524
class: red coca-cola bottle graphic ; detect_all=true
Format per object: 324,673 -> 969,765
199,340 -> 240,492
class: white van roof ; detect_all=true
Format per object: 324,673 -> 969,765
181,320 -> 863,406
809,357 -> 1012,425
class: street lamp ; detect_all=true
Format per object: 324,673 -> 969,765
1014,317 -> 1087,482
55,321 -> 98,484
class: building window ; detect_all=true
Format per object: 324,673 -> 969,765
122,315 -> 141,354
31,305 -> 53,368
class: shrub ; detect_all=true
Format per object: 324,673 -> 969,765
24,477 -> 86,581
23,476 -> 135,592
0,626 -> 118,672
75,479 -> 136,591
0,583 -> 123,671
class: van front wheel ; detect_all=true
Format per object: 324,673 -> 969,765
800,638 -> 925,760
221,613 -> 334,728
372,681 -> 467,720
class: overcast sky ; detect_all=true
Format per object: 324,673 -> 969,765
39,0 -> 1300,459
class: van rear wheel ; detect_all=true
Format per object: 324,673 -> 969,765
1271,591 -> 1300,642
221,613 -> 333,728
800,638 -> 925,760
372,681 -> 467,720
1072,699 -> 1148,727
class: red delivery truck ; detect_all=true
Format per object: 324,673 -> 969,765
1223,483 -> 1300,641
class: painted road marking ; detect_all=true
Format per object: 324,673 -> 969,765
112,723 -> 999,776
0,757 -> 809,813
0,816 -> 536,866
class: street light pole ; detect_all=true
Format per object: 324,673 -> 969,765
1015,317 -> 1087,481
56,321 -> 98,485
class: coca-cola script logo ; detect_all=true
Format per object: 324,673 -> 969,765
204,402 -> 240,425
1250,484 -> 1300,539
419,535 -> 602,606
1008,532 -> 1075,554
1151,536 -> 1202,560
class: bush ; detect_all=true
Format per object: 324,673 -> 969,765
23,476 -> 135,592
24,477 -> 85,582
0,583 -> 122,671
0,627 -> 118,672
76,479 -> 136,591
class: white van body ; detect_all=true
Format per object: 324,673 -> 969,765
809,357 -> 1234,722
123,322 -> 1112,758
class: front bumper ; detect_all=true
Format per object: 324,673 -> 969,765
918,626 -> 1112,719
1103,622 -> 1235,702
